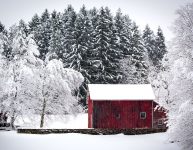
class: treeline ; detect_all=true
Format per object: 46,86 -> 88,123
0,5 -> 166,106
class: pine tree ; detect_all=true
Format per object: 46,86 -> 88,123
105,7 -> 122,83
61,5 -> 77,65
122,15 -> 133,53
142,25 -> 156,65
49,10 -> 64,59
28,14 -> 41,34
0,22 -> 10,58
0,21 -> 5,33
36,9 -> 52,60
87,7 -> 99,84
90,7 -> 121,84
129,22 -> 149,83
89,7 -> 98,30
88,7 -> 99,52
28,14 -> 42,60
114,9 -> 131,56
66,5 -> 91,72
5,20 -> 29,59
18,20 -> 29,36
142,25 -> 166,67
64,5 -> 93,105
145,26 -> 167,97
155,27 -> 167,66
115,11 -> 134,84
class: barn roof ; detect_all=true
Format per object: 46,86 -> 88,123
88,84 -> 155,101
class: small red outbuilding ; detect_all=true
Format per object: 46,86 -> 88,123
88,84 -> 166,129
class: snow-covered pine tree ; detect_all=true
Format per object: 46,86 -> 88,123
89,7 -> 98,31
0,32 -> 5,56
114,9 -> 124,56
114,9 -> 131,57
18,20 -> 29,36
87,7 -> 99,85
142,25 -> 158,94
142,25 -> 167,102
122,15 -> 132,50
127,22 -> 148,84
120,22 -> 149,84
67,5 -> 91,73
118,14 -> 138,84
65,5 -> 93,105
0,21 -> 6,33
105,7 -> 122,83
28,14 -> 42,51
0,23 -> 10,58
49,10 -> 64,60
155,27 -> 167,67
61,5 -> 77,65
28,14 -> 41,33
36,9 -> 52,60
88,7 -> 98,50
142,25 -> 156,65
90,7 -> 121,84
143,25 -> 166,68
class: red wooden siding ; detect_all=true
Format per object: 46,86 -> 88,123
90,100 -> 153,129
88,96 -> 92,128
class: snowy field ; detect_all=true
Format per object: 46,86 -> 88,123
0,131 -> 180,150
0,113 -> 180,150
15,113 -> 88,129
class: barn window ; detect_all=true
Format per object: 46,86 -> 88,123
158,119 -> 163,125
140,112 -> 146,119
115,113 -> 121,120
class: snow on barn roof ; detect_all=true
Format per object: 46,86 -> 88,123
88,84 -> 155,101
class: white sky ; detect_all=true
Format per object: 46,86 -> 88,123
0,0 -> 192,41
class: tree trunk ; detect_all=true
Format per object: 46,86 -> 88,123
11,66 -> 17,130
40,98 -> 46,128
10,110 -> 15,129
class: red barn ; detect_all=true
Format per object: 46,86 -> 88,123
88,84 -> 167,129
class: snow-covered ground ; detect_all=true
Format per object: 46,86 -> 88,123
47,113 -> 88,129
15,113 -> 88,129
0,131 -> 180,150
0,113 -> 180,150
